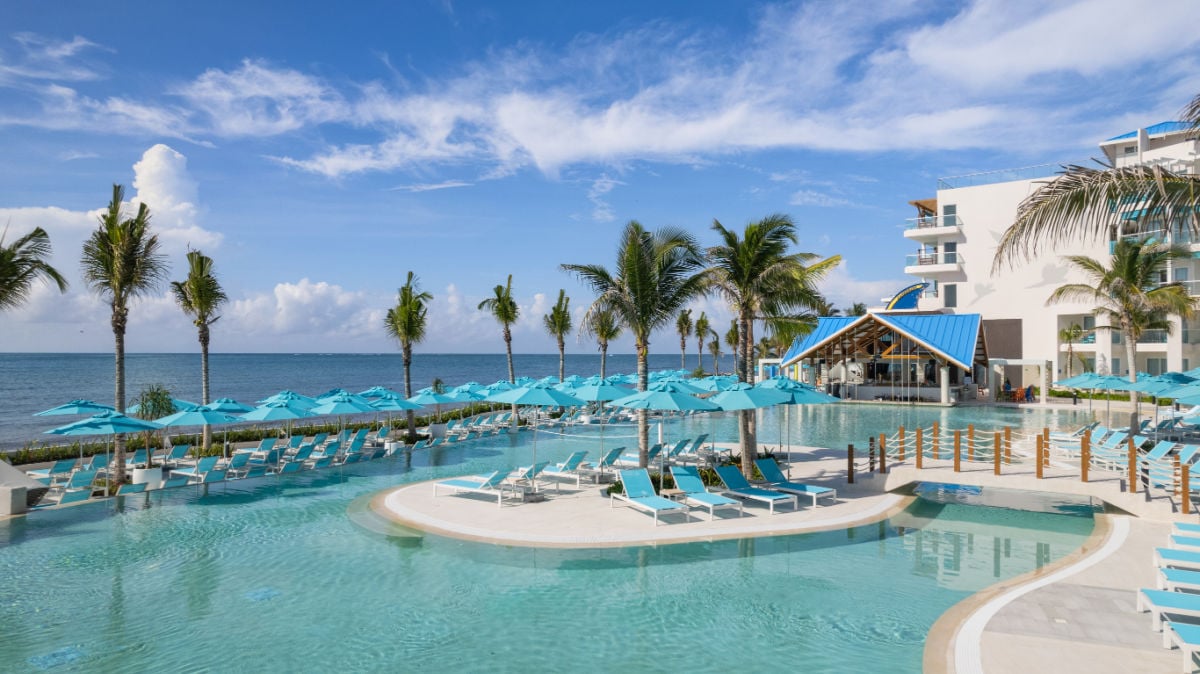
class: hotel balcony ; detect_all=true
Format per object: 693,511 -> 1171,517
904,251 -> 963,276
903,214 -> 962,240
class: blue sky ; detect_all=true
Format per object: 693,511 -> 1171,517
2,0 -> 1199,354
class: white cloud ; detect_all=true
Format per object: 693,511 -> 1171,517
0,33 -> 106,84
819,264 -> 909,309
177,59 -> 349,136
789,189 -> 850,208
226,279 -> 384,346
388,180 -> 472,192
129,144 -> 221,253
586,175 -> 623,222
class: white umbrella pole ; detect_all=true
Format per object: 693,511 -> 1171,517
531,408 -> 538,494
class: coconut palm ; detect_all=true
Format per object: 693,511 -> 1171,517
707,336 -> 721,374
170,249 -> 227,451
725,320 -> 739,374
563,220 -> 707,466
479,275 -> 520,428
675,309 -> 692,370
0,225 -> 68,310
583,307 -> 622,378
849,302 -> 868,316
81,184 -> 168,484
384,271 -> 432,440
544,289 -> 572,382
1047,238 -> 1198,408
706,213 -> 841,475
1057,323 -> 1087,378
130,383 -> 176,468
694,311 -> 710,371
994,92 -> 1200,269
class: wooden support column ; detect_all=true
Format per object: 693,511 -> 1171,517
915,427 -> 923,469
1127,436 -> 1137,493
932,422 -> 940,460
993,432 -> 1001,475
968,424 -> 975,462
1036,435 -> 1044,479
953,430 -> 962,472
847,444 -> 855,484
1184,464 -> 1191,515
1081,432 -> 1090,483
879,433 -> 887,474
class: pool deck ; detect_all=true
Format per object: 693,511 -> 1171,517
370,444 -> 1196,674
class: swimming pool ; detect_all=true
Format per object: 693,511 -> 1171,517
1,407 -> 1095,672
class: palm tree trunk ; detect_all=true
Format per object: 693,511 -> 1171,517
112,310 -> 127,485
200,324 -> 211,451
599,341 -> 608,379
637,339 -> 649,468
739,312 -> 757,476
680,337 -> 686,370
696,337 -> 703,371
1123,322 -> 1138,428
504,326 -> 517,431
558,337 -> 565,382
403,345 -> 415,440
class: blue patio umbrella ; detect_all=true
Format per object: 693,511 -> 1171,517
567,380 -> 635,450
258,390 -> 318,409
487,383 -> 585,492
370,393 -> 423,412
408,390 -> 455,424
309,393 -> 376,416
33,399 -> 115,417
484,380 -> 514,392
206,397 -> 254,414
156,405 -> 245,457
47,411 -> 164,495
610,381 -> 717,488
514,376 -> 537,386
1053,372 -> 1101,388
691,375 -> 740,392
538,375 -> 560,385
756,376 -> 840,474
240,401 -> 316,422
358,386 -> 404,399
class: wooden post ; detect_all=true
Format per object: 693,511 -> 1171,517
1036,435 -> 1044,479
1043,428 -> 1051,469
1184,464 -> 1191,516
1174,455 -> 1181,503
879,433 -> 887,474
915,427 -> 923,469
1004,427 -> 1012,465
1128,436 -> 1137,494
847,444 -> 855,484
968,423 -> 975,462
993,432 -> 1001,475
868,436 -> 876,473
898,426 -> 906,462
1081,432 -> 1090,483
932,421 -> 940,460
953,430 -> 962,472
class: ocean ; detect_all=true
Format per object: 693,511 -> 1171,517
0,352 -> 733,448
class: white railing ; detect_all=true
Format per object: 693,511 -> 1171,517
906,214 -> 962,230
937,163 -> 1060,190
905,252 -> 962,267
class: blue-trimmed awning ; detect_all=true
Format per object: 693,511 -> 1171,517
781,313 -> 986,372
1105,121 -> 1192,142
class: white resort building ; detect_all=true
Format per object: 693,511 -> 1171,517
901,121 -> 1200,391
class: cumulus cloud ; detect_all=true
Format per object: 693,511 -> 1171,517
130,144 -> 221,253
177,59 -> 349,136
226,279 -> 385,346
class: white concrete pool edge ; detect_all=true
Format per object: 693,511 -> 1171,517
950,515 -> 1131,674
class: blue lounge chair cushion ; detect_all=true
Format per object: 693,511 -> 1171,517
1141,588 -> 1200,612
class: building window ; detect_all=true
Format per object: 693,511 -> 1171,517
942,241 -> 957,264
1124,145 -> 1137,154
944,284 -> 957,308
942,204 -> 958,227
1147,358 -> 1167,376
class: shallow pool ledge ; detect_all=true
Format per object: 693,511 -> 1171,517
368,479 -> 910,548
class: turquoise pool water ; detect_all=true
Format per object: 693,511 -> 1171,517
1,407 -> 1095,672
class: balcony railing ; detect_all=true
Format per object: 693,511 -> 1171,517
1139,330 -> 1169,344
905,252 -> 961,267
906,214 -> 961,230
936,163 -> 1060,190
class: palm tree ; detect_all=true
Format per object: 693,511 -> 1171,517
479,274 -> 520,429
675,309 -> 692,369
849,302 -> 868,316
544,289 -> 572,382
994,92 -> 1200,269
384,271 -> 432,441
706,214 -> 840,475
583,307 -> 622,378
130,383 -> 176,468
725,320 -> 739,374
694,311 -> 710,371
1057,323 -> 1087,378
170,249 -> 227,451
478,274 -> 520,383
811,295 -> 839,316
707,336 -> 721,374
1048,238 -> 1198,408
81,184 -> 168,484
563,220 -> 707,466
0,225 -> 68,310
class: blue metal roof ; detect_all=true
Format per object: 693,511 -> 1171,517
872,313 -> 982,371
780,316 -> 861,364
1106,121 -> 1192,142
